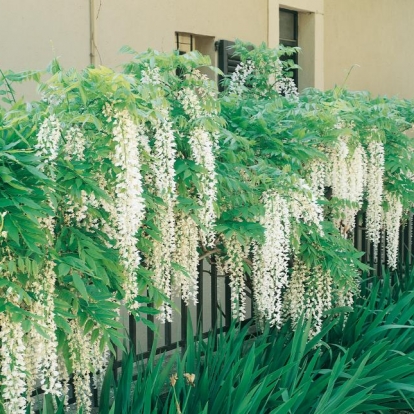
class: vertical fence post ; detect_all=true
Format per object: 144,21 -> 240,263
211,257 -> 218,328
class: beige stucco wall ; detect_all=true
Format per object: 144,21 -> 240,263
0,0 -> 90,100
324,0 -> 414,98
2,0 -> 414,99
0,0 -> 90,70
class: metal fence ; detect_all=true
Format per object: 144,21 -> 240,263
118,213 -> 414,367
353,212 -> 413,276
119,258 -> 253,363
37,213 -> 414,409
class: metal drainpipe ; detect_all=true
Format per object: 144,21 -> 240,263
89,0 -> 96,66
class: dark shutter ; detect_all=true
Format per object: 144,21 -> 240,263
216,40 -> 241,91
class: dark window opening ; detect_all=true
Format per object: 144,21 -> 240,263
279,8 -> 298,87
176,32 -> 194,54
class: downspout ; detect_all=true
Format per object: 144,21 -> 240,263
89,0 -> 96,66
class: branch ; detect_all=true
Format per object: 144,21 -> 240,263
198,248 -> 221,261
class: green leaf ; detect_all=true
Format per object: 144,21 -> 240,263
72,273 -> 89,301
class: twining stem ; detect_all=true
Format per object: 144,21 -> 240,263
0,69 -> 16,104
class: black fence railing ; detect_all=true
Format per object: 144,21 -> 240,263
34,213 -> 413,410
109,212 -> 414,368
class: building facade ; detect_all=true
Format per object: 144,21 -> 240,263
0,0 -> 413,98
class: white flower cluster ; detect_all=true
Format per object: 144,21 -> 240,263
64,190 -> 89,227
284,260 -> 333,337
178,87 -> 218,247
253,191 -> 290,328
90,336 -> 110,394
384,191 -> 403,270
366,140 -> 385,254
35,114 -> 61,176
335,283 -> 355,310
276,76 -> 298,99
108,106 -> 147,311
283,259 -> 307,329
41,85 -> 64,107
228,60 -> 255,96
0,310 -> 27,414
290,180 -> 324,234
346,143 -> 367,211
26,261 -> 61,398
63,126 -> 86,161
141,66 -> 161,85
222,236 -> 247,320
304,266 -> 332,338
58,356 -> 70,407
172,213 -> 199,306
190,70 -> 218,103
68,320 -> 93,414
306,159 -> 326,199
150,106 -> 177,322
328,136 -> 367,235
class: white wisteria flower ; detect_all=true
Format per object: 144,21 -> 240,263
253,191 -> 291,328
26,261 -> 62,398
109,108 -> 147,311
366,139 -> 385,254
35,114 -> 61,177
0,309 -> 28,414
143,78 -> 178,321
178,87 -> 218,247
63,125 -> 86,161
228,60 -> 255,96
173,213 -> 199,306
384,191 -> 403,270
327,134 -> 367,235
68,320 -> 93,414
222,235 -> 247,321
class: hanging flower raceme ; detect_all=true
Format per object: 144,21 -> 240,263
0,304 -> 27,414
284,258 -> 333,336
228,60 -> 255,96
66,320 -> 110,414
384,191 -> 403,270
304,266 -> 333,338
141,66 -> 178,322
289,180 -> 324,234
366,139 -> 385,254
26,261 -> 62,399
345,143 -> 367,221
63,125 -> 86,161
325,128 -> 368,236
68,320 -> 93,414
222,235 -> 247,321
283,258 -> 308,329
105,104 -> 147,311
35,114 -> 61,178
253,191 -> 291,328
306,158 -> 326,200
172,213 -> 199,306
178,87 -> 218,247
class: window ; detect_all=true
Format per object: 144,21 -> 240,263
176,32 -> 194,54
175,32 -> 216,79
279,8 -> 299,87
